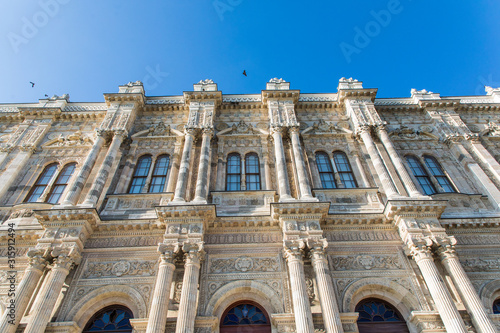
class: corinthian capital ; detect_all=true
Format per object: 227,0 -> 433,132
283,239 -> 306,262
51,245 -> 82,270
182,241 -> 205,266
433,235 -> 458,260
26,248 -> 50,271
307,238 -> 328,262
288,126 -> 300,135
270,125 -> 285,136
202,128 -> 214,137
113,129 -> 128,140
407,237 -> 433,262
158,242 -> 180,264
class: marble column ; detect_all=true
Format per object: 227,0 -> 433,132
289,127 -> 315,200
437,242 -> 497,333
469,138 -> 500,186
81,130 -> 126,207
358,126 -> 400,198
0,147 -> 35,200
146,244 -> 179,333
166,139 -> 183,193
0,147 -> 13,171
24,251 -> 79,333
61,131 -> 107,206
284,240 -> 314,333
409,243 -> 468,333
263,153 -> 272,190
176,242 -> 204,333
309,240 -> 344,333
0,250 -> 48,333
351,152 -> 370,187
172,129 -> 196,203
193,129 -> 213,203
376,126 -> 423,197
271,126 -> 293,201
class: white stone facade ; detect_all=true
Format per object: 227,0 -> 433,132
0,78 -> 499,332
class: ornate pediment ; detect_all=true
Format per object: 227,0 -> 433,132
302,120 -> 350,135
43,131 -> 94,148
132,122 -> 183,138
216,120 -> 267,136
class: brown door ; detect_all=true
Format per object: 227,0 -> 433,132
220,302 -> 271,333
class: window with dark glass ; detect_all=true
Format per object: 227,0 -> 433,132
222,304 -> 268,325
25,163 -> 58,202
316,152 -> 336,189
424,155 -> 456,193
356,298 -> 409,333
83,306 -> 133,332
245,153 -> 261,190
333,151 -> 357,188
493,299 -> 500,314
226,153 -> 241,191
46,163 -> 76,204
128,155 -> 152,194
406,156 -> 436,195
149,155 -> 170,193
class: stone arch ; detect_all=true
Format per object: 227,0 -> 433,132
205,280 -> 284,320
479,279 -> 500,311
63,284 -> 147,329
342,277 -> 421,320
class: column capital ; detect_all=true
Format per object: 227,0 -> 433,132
375,122 -> 388,134
433,236 -> 458,261
288,125 -> 300,135
182,242 -> 205,267
113,129 -> 128,140
184,127 -> 198,137
201,128 -> 214,137
270,125 -> 285,136
283,239 -> 306,262
158,243 -> 180,264
357,125 -> 372,136
26,248 -> 50,271
307,238 -> 328,263
407,237 -> 434,262
51,245 -> 82,271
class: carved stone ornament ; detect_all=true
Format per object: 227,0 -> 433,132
330,254 -> 403,271
147,122 -> 172,136
44,131 -> 93,147
210,256 -> 279,273
82,260 -> 157,278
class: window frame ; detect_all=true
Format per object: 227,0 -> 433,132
25,162 -> 77,204
148,154 -> 170,193
226,153 -> 242,191
315,151 -> 336,189
46,163 -> 76,204
406,155 -> 437,195
423,155 -> 457,193
333,151 -> 358,188
128,155 -> 152,194
245,153 -> 261,191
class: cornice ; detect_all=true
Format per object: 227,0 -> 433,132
183,90 -> 223,105
337,88 -> 378,104
384,199 -> 448,220
261,90 -> 300,103
103,93 -> 145,106
18,107 -> 62,118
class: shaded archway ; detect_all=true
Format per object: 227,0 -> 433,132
220,301 -> 271,333
355,298 -> 410,333
83,305 -> 133,332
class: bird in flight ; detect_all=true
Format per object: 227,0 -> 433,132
30,82 -> 35,87
242,70 -> 247,77
45,94 -> 49,97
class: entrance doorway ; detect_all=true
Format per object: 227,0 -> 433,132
355,298 -> 410,333
220,301 -> 272,333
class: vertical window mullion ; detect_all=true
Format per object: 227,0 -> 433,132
406,156 -> 436,195
424,155 -> 456,193
46,163 -> 76,204
25,163 -> 58,203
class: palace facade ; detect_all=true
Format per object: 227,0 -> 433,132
0,78 -> 500,333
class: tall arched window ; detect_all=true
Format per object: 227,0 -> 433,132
226,153 -> 241,191
423,155 -> 456,193
149,155 -> 170,193
493,299 -> 500,314
316,152 -> 336,189
83,305 -> 133,332
128,155 -> 152,194
46,163 -> 76,204
25,163 -> 58,202
406,156 -> 436,195
220,302 -> 271,333
356,298 -> 409,333
333,151 -> 357,188
245,153 -> 261,190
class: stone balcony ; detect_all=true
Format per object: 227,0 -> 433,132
210,190 -> 277,216
312,188 -> 383,214
100,192 -> 173,219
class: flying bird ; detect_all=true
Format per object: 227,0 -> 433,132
30,82 -> 35,87
242,70 -> 247,77
45,94 -> 49,97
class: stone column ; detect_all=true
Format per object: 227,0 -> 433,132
351,152 -> 369,187
166,139 -> 183,193
193,129 -> 213,203
24,249 -> 80,333
271,126 -> 293,201
289,127 -> 315,200
263,153 -> 272,190
81,130 -> 126,207
0,250 -> 48,333
172,129 -> 196,203
61,131 -> 107,206
437,240 -> 497,333
308,240 -> 344,333
358,126 -> 400,198
146,243 -> 179,333
176,242 -> 204,333
376,126 -> 423,197
284,240 -> 314,333
0,147 -> 13,170
0,147 -> 35,200
469,139 -> 500,185
409,242 -> 468,333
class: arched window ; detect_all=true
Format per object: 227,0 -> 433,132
423,156 -> 456,193
406,156 -> 436,195
226,153 -> 241,191
493,299 -> 500,314
149,155 -> 170,193
46,163 -> 76,204
245,153 -> 261,190
333,151 -> 357,188
83,305 -> 133,332
356,298 -> 409,333
25,163 -> 58,202
220,302 -> 271,333
316,152 -> 336,189
128,155 -> 152,194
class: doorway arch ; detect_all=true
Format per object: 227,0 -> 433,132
82,305 -> 133,332
220,301 -> 272,333
355,298 -> 410,333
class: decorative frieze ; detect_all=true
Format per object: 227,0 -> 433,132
209,256 -> 280,273
461,258 -> 500,272
82,260 -> 157,278
330,254 -> 403,271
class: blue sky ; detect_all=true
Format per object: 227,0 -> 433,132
0,0 -> 499,103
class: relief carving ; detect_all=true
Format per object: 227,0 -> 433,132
83,260 -> 157,278
209,256 -> 279,273
462,258 -> 500,272
330,254 -> 402,271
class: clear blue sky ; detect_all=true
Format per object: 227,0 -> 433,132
1,0 -> 499,103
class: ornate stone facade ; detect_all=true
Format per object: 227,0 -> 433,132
0,79 -> 499,332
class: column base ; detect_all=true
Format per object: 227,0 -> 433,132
191,198 -> 208,205
298,195 -> 319,202
279,195 -> 296,202
168,197 -> 186,205
78,201 -> 96,208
